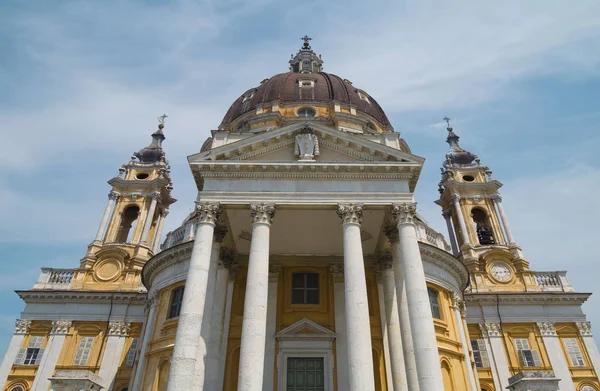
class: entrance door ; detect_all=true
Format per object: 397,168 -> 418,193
286,357 -> 325,391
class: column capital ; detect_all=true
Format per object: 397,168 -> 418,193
146,290 -> 159,311
14,319 -> 32,335
442,209 -> 452,219
108,191 -> 120,201
250,203 -> 276,225
196,202 -> 222,225
376,251 -> 393,271
383,224 -> 399,244
480,322 -> 501,337
214,224 -> 228,243
269,265 -> 282,283
51,320 -> 72,335
108,321 -> 131,336
536,322 -> 557,337
150,191 -> 161,200
450,193 -> 461,203
451,292 -> 465,312
161,208 -> 170,218
329,264 -> 344,283
337,204 -> 363,225
576,321 -> 593,337
492,194 -> 503,202
391,203 -> 417,225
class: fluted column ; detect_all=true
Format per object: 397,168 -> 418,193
0,320 -> 31,387
98,321 -> 130,390
384,225 -> 419,391
537,322 -> 576,391
493,195 -> 515,245
140,192 -> 159,245
130,293 -> 158,391
442,210 -> 459,255
337,204 -> 376,391
377,252 -> 408,391
94,191 -> 118,242
451,294 -> 477,391
451,194 -> 469,245
31,320 -> 71,391
167,202 -> 221,391
237,203 -> 276,391
392,203 -> 444,391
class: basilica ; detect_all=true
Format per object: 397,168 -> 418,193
1,39 -> 599,391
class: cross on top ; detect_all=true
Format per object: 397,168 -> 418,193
301,35 -> 312,44
158,114 -> 168,125
443,116 -> 451,128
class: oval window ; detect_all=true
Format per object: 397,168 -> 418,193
136,173 -> 149,180
463,175 -> 475,182
297,108 -> 316,117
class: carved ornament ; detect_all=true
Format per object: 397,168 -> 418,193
536,322 -> 557,337
108,321 -> 131,336
391,203 -> 417,225
294,126 -> 320,161
376,251 -> 393,271
383,225 -> 399,244
214,224 -> 228,243
14,319 -> 32,335
250,203 -> 276,225
337,204 -> 363,225
481,322 -> 501,337
576,321 -> 593,337
51,320 -> 72,335
329,265 -> 344,283
196,202 -> 222,225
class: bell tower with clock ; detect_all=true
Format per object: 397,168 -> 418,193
435,119 -> 539,292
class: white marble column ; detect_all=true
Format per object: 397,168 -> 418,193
151,210 -> 168,253
140,192 -> 159,245
0,320 -> 31,387
442,210 -> 459,255
384,226 -> 419,391
481,323 -> 510,390
31,320 -> 71,391
194,224 -> 227,389
167,202 -> 220,391
204,248 -> 234,391
392,203 -> 444,391
94,192 -> 118,243
331,265 -> 350,391
98,321 -> 130,391
218,268 -> 236,391
129,293 -> 158,391
537,322 -> 576,391
577,322 -> 600,379
493,195 -> 515,245
337,204 -> 376,391
377,252 -> 408,391
451,194 -> 469,246
451,294 -> 477,391
263,265 -> 281,391
237,203 -> 276,391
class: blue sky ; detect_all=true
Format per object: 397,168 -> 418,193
1,0 -> 600,352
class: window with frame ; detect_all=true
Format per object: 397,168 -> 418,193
125,338 -> 140,367
471,339 -> 490,368
14,335 -> 44,365
563,338 -> 585,366
582,386 -> 598,391
427,288 -> 442,319
10,387 -> 24,391
297,108 -> 316,117
168,287 -> 185,319
73,336 -> 94,366
515,338 -> 542,367
286,357 -> 324,391
291,273 -> 319,305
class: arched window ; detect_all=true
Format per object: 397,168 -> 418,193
427,288 -> 442,319
582,386 -> 597,391
471,208 -> 495,245
11,386 -> 24,391
364,122 -> 377,133
116,205 -> 140,243
297,108 -> 316,117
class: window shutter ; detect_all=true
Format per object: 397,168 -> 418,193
34,348 -> 45,365
13,348 -> 26,365
518,350 -> 527,366
531,349 -> 542,367
126,338 -> 140,367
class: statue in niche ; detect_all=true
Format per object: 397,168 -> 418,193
294,126 -> 320,161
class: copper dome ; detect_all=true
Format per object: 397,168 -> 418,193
219,72 -> 392,129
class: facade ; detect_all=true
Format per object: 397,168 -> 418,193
1,38 -> 599,391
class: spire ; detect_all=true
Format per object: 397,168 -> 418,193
289,36 -> 324,73
442,117 -> 478,166
134,114 -> 167,164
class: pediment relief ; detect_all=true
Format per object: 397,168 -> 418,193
276,318 -> 336,340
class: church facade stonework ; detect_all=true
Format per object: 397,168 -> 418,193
1,39 -> 599,391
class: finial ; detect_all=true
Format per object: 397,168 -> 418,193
443,116 -> 452,130
301,35 -> 312,49
157,114 -> 168,129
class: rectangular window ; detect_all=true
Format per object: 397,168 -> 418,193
291,273 -> 319,305
73,336 -> 94,366
126,338 -> 140,367
471,339 -> 490,368
286,357 -> 324,391
515,338 -> 542,367
564,338 -> 585,366
14,336 -> 44,365
427,288 -> 442,319
168,287 -> 185,319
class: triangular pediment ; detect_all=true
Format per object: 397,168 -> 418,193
189,122 -> 424,165
276,318 -> 336,339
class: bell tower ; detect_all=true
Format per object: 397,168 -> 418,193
436,118 -> 536,292
74,116 -> 176,290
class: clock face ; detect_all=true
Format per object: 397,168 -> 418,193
490,263 -> 512,282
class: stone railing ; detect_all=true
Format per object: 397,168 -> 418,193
534,271 -> 574,292
32,268 -> 74,290
162,220 -> 195,251
415,220 -> 451,252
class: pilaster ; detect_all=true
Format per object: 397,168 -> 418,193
32,320 -> 72,391
0,320 -> 32,387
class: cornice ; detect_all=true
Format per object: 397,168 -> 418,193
419,242 -> 469,290
465,292 -> 591,306
142,241 -> 194,288
16,290 -> 147,304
